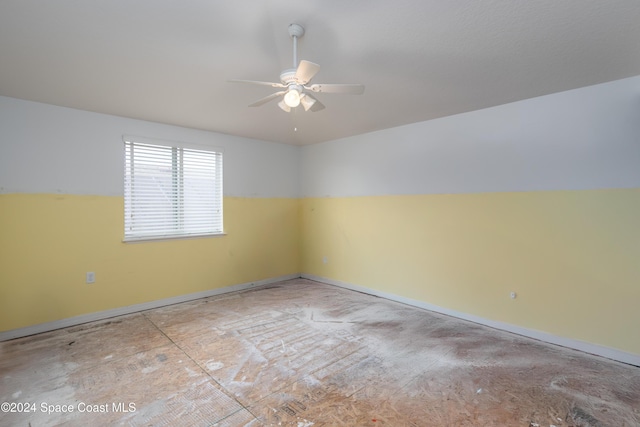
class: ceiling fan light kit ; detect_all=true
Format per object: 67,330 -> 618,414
277,99 -> 291,113
299,93 -> 317,111
283,84 -> 302,107
229,23 -> 365,113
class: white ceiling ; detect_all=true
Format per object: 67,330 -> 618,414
1,1 -> 639,146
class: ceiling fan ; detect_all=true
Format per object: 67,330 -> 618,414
229,23 -> 365,112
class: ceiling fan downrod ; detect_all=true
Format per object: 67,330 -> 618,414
288,23 -> 305,69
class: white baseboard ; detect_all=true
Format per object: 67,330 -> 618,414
302,273 -> 640,367
0,273 -> 301,342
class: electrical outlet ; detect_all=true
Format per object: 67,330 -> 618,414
86,272 -> 95,284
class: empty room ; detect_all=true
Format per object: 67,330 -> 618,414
1,1 -> 639,426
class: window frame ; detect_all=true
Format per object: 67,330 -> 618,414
122,135 -> 224,243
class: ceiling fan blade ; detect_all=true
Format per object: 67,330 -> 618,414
309,98 -> 325,112
300,93 -> 325,112
248,91 -> 286,107
294,60 -> 320,85
306,83 -> 365,94
228,79 -> 286,89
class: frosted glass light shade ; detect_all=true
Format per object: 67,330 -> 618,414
284,89 -> 301,107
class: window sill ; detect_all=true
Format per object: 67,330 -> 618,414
123,232 -> 227,244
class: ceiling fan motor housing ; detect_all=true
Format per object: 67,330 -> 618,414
280,69 -> 298,85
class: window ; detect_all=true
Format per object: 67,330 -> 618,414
123,137 -> 223,241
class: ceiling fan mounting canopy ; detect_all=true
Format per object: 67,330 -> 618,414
229,23 -> 365,113
288,23 -> 305,39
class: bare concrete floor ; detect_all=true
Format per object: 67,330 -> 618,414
1,278 -> 639,426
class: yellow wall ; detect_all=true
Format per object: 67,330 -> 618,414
2,189 -> 639,355
0,194 -> 300,332
300,189 -> 640,355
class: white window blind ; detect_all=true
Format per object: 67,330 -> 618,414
124,138 -> 223,241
